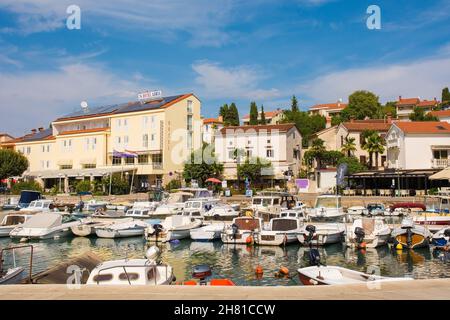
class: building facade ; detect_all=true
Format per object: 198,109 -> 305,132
396,96 -> 439,121
2,93 -> 202,192
214,123 -> 302,181
386,121 -> 450,170
202,116 -> 224,145
241,109 -> 284,125
429,110 -> 450,123
309,101 -> 347,128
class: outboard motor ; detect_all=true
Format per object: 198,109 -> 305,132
354,227 -> 365,244
231,223 -> 239,240
304,225 -> 316,244
192,264 -> 212,285
444,228 -> 450,238
152,224 -> 163,236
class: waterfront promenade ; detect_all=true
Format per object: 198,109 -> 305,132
1,278 -> 449,300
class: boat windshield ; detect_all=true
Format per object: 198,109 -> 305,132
262,198 -> 272,206
252,198 -> 262,205
316,197 -> 341,208
186,202 -> 201,209
3,215 -> 26,226
29,201 -> 37,208
43,202 -> 51,208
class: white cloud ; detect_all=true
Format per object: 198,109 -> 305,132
0,63 -> 153,136
192,61 -> 280,100
297,0 -> 337,6
0,0 -> 251,46
299,56 -> 450,103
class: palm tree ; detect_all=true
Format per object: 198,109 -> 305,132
341,136 -> 356,157
362,133 -> 385,169
310,138 -> 325,168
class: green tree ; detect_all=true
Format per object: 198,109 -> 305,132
331,114 -> 344,126
219,103 -> 229,121
237,157 -> 272,185
337,156 -> 367,174
291,95 -> 299,112
183,143 -> 224,186
260,105 -> 266,125
303,138 -> 326,168
341,136 -> 357,157
362,132 -> 385,169
341,90 -> 381,120
11,181 -> 42,195
382,101 -> 397,119
409,106 -> 439,121
228,103 -> 240,126
75,180 -> 91,193
249,102 -> 259,125
101,174 -> 130,195
360,129 -> 377,147
442,87 -> 450,103
0,149 -> 29,181
281,111 -> 326,147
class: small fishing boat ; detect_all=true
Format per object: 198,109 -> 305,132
10,213 -> 83,240
297,265 -> 413,286
221,217 -> 263,244
345,218 -> 391,248
183,198 -> 220,215
256,215 -> 303,246
1,197 -> 19,211
95,220 -> 149,239
297,223 -> 345,246
431,226 -> 450,246
190,223 -> 225,241
16,190 -> 42,210
203,203 -> 239,221
307,195 -> 345,221
385,203 -> 426,216
70,218 -> 134,237
0,245 -> 33,285
245,192 -> 299,222
145,215 -> 202,242
125,201 -> 158,219
347,206 -> 368,216
0,213 -> 34,237
177,265 -> 235,286
152,192 -> 193,217
86,246 -> 174,285
391,217 -> 432,249
84,199 -> 109,211
92,210 -> 126,219
366,203 -> 385,216
19,200 -> 55,214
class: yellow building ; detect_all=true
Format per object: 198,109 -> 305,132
2,93 -> 202,192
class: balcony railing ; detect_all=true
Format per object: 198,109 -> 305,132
152,163 -> 163,170
432,158 -> 450,168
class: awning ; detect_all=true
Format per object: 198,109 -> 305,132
57,159 -> 73,166
429,167 -> 450,180
23,166 -> 138,179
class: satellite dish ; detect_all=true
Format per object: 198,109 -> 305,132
80,101 -> 88,111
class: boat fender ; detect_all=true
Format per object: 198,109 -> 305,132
309,279 -> 318,285
396,243 -> 403,250
358,242 -> 367,249
279,267 -> 289,275
246,235 -> 254,245
255,265 -> 263,275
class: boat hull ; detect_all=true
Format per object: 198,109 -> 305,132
0,267 -> 25,285
298,231 -> 343,246
256,232 -> 298,246
95,227 -> 145,239
221,230 -> 256,244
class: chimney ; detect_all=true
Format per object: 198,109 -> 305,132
38,127 -> 44,132
386,113 -> 392,123
31,129 -> 37,134
218,115 -> 223,122
398,95 -> 402,101
350,116 -> 355,123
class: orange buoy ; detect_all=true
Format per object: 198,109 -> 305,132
255,265 -> 263,275
279,266 -> 289,276
359,242 -> 367,249
246,236 -> 254,245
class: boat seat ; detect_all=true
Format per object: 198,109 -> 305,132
319,269 -> 344,280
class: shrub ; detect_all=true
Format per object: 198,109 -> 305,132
165,179 -> 181,191
75,180 -> 92,193
11,181 -> 42,195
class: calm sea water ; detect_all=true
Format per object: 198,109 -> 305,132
1,230 -> 449,285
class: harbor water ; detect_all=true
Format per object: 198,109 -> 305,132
1,228 -> 449,286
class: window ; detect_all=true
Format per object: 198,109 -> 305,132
26,147 -> 31,154
360,155 -> 367,164
151,116 -> 156,128
125,157 -> 135,165
41,161 -> 45,169
229,141 -> 233,146
115,136 -> 121,145
124,136 -> 129,146
41,145 -> 45,152
187,115 -> 193,131
229,150 -> 235,160
46,161 -> 50,168
246,150 -> 252,158
116,119 -> 121,127
85,138 -> 90,150
92,138 -> 96,150
152,154 -> 162,164
151,134 -> 155,142
340,136 -> 344,147
381,156 -> 387,167
92,274 -> 113,282
267,139 -> 271,144
112,156 -> 122,166
187,132 -> 192,149
123,119 -> 128,127
187,100 -> 193,113
434,150 -> 448,159
266,149 -> 273,158
118,273 -> 139,281
138,154 -> 149,164
142,116 -> 148,128
60,165 -> 72,170
83,164 -> 96,169
143,134 -> 148,148
46,145 -> 50,152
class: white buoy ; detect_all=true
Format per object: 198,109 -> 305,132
145,246 -> 160,261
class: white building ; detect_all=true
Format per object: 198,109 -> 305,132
202,116 -> 224,145
386,121 -> 450,170
429,110 -> 450,123
309,101 -> 347,128
214,123 -> 302,180
396,96 -> 439,121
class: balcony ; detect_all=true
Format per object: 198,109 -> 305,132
152,163 -> 163,170
432,158 -> 450,168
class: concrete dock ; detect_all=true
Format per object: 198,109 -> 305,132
1,278 -> 449,300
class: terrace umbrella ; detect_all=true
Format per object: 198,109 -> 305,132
206,178 -> 221,184
429,168 -> 450,180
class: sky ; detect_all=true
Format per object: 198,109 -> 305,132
0,0 -> 449,136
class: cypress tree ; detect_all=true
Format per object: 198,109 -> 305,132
249,102 -> 259,125
260,105 -> 266,125
219,104 -> 229,126
229,103 -> 240,126
291,95 -> 299,112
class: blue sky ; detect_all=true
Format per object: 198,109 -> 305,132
0,0 -> 449,136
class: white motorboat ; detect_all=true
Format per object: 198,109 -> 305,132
346,206 -> 368,216
0,267 -> 24,285
190,223 -> 225,241
203,203 -> 239,221
183,198 -> 220,216
297,266 -> 413,286
391,217 -> 432,249
0,245 -> 33,285
1,197 -> 19,211
412,198 -> 450,231
152,192 -> 193,217
86,246 -> 174,285
221,217 -> 263,244
366,203 -> 385,216
145,215 -> 202,242
125,201 -> 159,219
432,226 -> 450,246
19,200 -> 55,214
244,192 -> 300,222
9,213 -> 83,240
345,218 -> 391,248
0,213 -> 34,237
70,218 -> 133,237
84,199 -> 109,211
95,219 -> 149,238
307,195 -> 345,221
256,216 -> 303,246
177,187 -> 214,199
92,210 -> 126,218
297,223 -> 345,246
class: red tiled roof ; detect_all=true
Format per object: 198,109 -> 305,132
397,97 -> 420,105
429,110 -> 450,118
59,127 -> 110,136
394,121 -> 450,134
242,110 -> 282,119
309,102 -> 347,111
341,120 -> 391,132
203,118 -> 223,124
219,123 -> 298,135
417,100 -> 439,107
